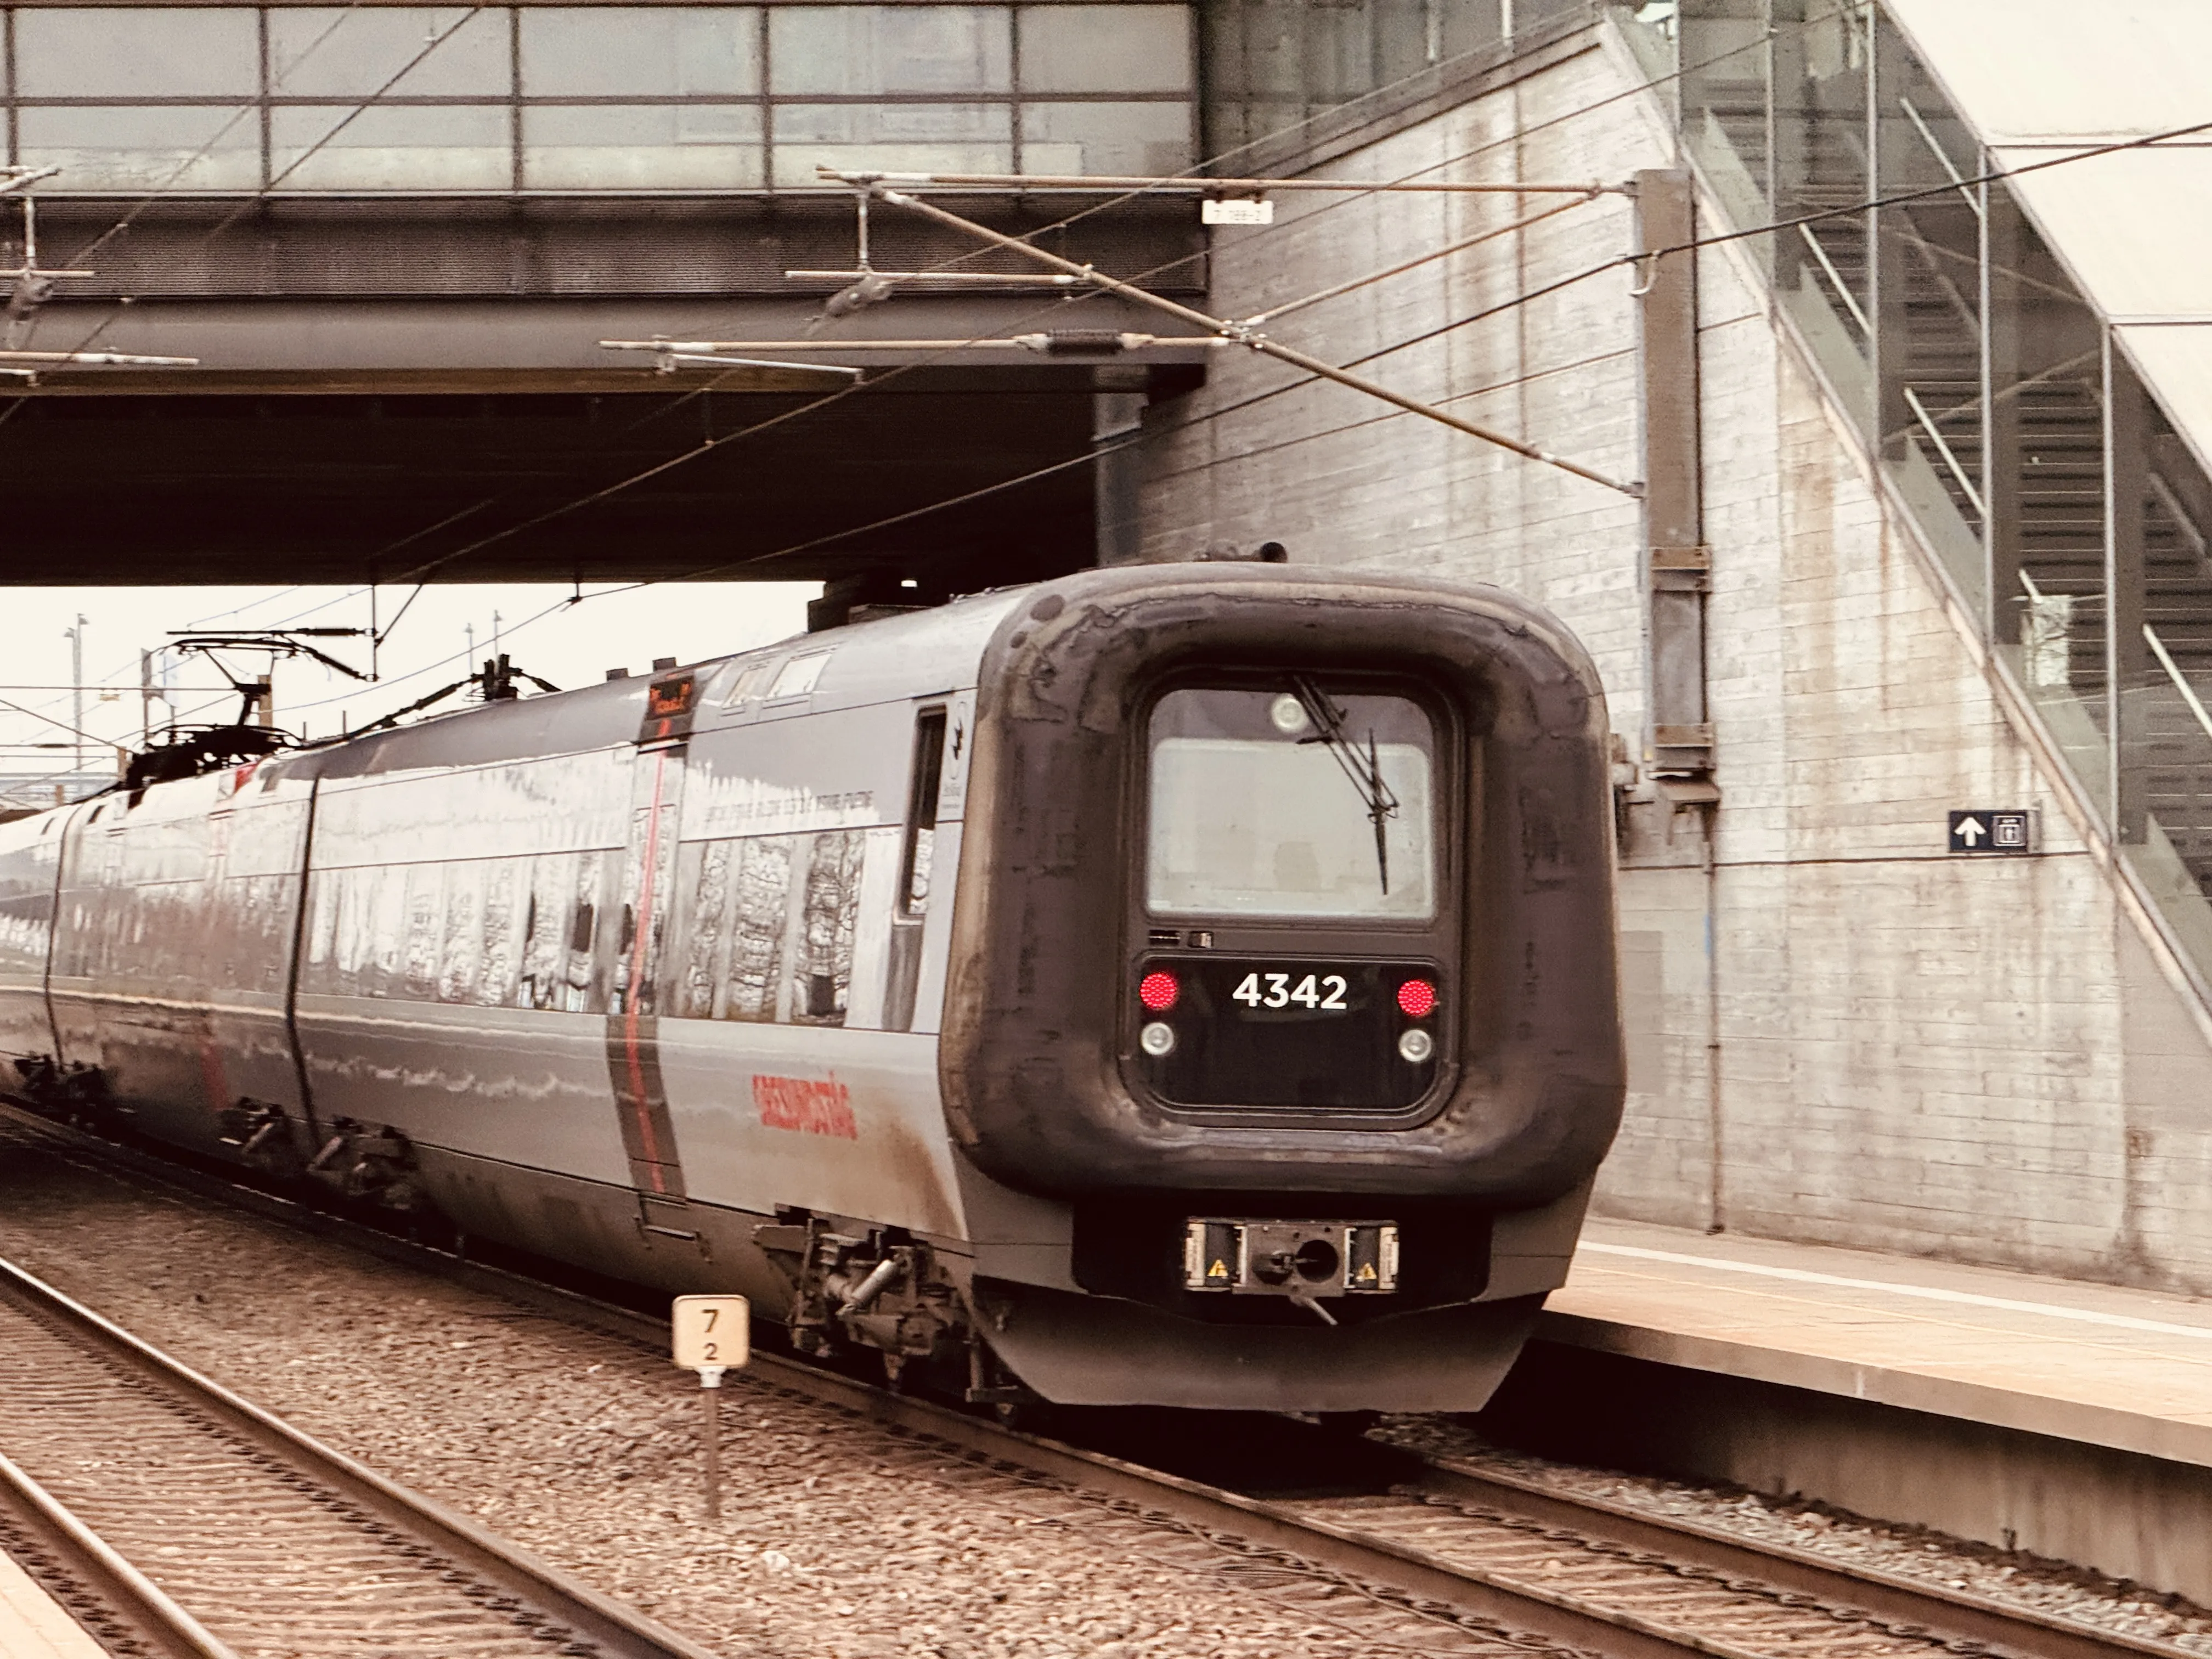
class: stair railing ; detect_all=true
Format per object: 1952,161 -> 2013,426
1797,222 -> 1870,335
1904,386 -> 1985,517
2146,623 -> 2212,749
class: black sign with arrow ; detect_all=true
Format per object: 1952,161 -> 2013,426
1948,809 -> 2036,854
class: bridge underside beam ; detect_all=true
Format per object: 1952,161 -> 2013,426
0,196 -> 1205,587
1,308 -> 1204,589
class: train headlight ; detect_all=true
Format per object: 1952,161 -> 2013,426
1268,693 -> 1311,735
1139,1021 -> 1177,1057
1397,1028 -> 1434,1064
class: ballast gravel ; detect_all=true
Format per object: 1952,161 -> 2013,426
0,1127 -> 1513,1659
1374,1414 -> 2212,1654
8,1116 -> 2211,1658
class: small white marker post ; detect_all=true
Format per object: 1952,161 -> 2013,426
672,1294 -> 750,1521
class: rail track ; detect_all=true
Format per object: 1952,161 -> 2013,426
0,1214 -> 727,1657
2,1099 -> 2200,1659
0,1442 -> 234,1659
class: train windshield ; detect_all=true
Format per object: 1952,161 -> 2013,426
1146,685 -> 1437,921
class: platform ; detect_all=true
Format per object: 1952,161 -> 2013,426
0,1548 -> 108,1659
1504,1218 -> 2212,1603
1544,1218 -> 2212,1469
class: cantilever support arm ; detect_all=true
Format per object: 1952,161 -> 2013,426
0,350 -> 197,366
855,181 -> 1642,499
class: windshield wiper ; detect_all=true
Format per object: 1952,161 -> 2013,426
1290,675 -> 1400,894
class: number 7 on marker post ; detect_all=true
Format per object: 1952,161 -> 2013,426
673,1295 -> 752,1372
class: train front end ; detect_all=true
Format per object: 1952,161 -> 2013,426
940,564 -> 1625,1413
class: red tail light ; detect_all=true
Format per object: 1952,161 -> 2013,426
1396,978 -> 1438,1018
1139,970 -> 1181,1012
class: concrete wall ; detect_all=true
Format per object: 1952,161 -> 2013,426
1135,21 -> 2212,1292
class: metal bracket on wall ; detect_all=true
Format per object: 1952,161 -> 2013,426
1650,544 -> 1712,592
1652,724 -> 1717,776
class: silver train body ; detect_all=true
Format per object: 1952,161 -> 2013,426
0,566 -> 1624,1411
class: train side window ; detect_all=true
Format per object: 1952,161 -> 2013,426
899,708 -> 947,918
720,658 -> 774,708
768,651 -> 834,702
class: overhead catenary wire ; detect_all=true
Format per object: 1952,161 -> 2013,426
605,340 -> 1641,596
555,5 -> 2212,595
354,5 -> 1884,585
0,694 -> 131,751
393,189 -> 1605,590
1071,116 -> 2212,462
636,198 -> 1601,365
1234,193 -> 1595,328
1,0 -> 1862,777
1142,343 -> 1641,492
615,8 -> 1825,453
1407,110 -> 2212,368
1,11 -> 1861,786
64,4 -> 471,272
830,170 -> 1629,196
0,3 -> 471,409
855,180 -> 1643,497
597,334 -> 1237,354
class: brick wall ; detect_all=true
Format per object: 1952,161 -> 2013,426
1136,21 -> 2212,1291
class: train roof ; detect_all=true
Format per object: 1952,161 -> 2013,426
1,563 -> 1598,842
0,584 -> 1039,844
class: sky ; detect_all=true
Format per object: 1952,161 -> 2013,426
0,581 -> 815,808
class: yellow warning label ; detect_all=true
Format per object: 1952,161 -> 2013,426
1207,1259 -> 1230,1279
1356,1262 -> 1378,1282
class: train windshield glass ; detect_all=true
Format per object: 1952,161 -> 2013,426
1146,686 -> 1437,921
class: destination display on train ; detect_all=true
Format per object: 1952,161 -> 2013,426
1131,957 -> 1442,1111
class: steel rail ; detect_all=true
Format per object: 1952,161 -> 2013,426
2,1101 -> 2198,1659
1402,1458 -> 2196,1659
377,1285 -> 2212,1659
0,1231 -> 729,1659
0,1448 -> 241,1659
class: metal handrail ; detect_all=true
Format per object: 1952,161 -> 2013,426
1899,97 -> 1983,218
1797,222 -> 1871,335
1904,386 -> 1986,517
2145,623 -> 2212,748
2015,575 -> 2212,747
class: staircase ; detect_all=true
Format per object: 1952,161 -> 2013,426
1784,137 -> 2212,901
1667,0 -> 2212,912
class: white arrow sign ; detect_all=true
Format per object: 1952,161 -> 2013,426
1956,816 -> 1987,846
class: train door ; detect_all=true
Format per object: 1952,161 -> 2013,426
200,765 -> 317,1146
883,705 -> 946,1031
607,669 -> 705,1252
42,798 -> 106,1075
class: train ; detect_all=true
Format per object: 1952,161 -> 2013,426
0,562 -> 1624,1413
